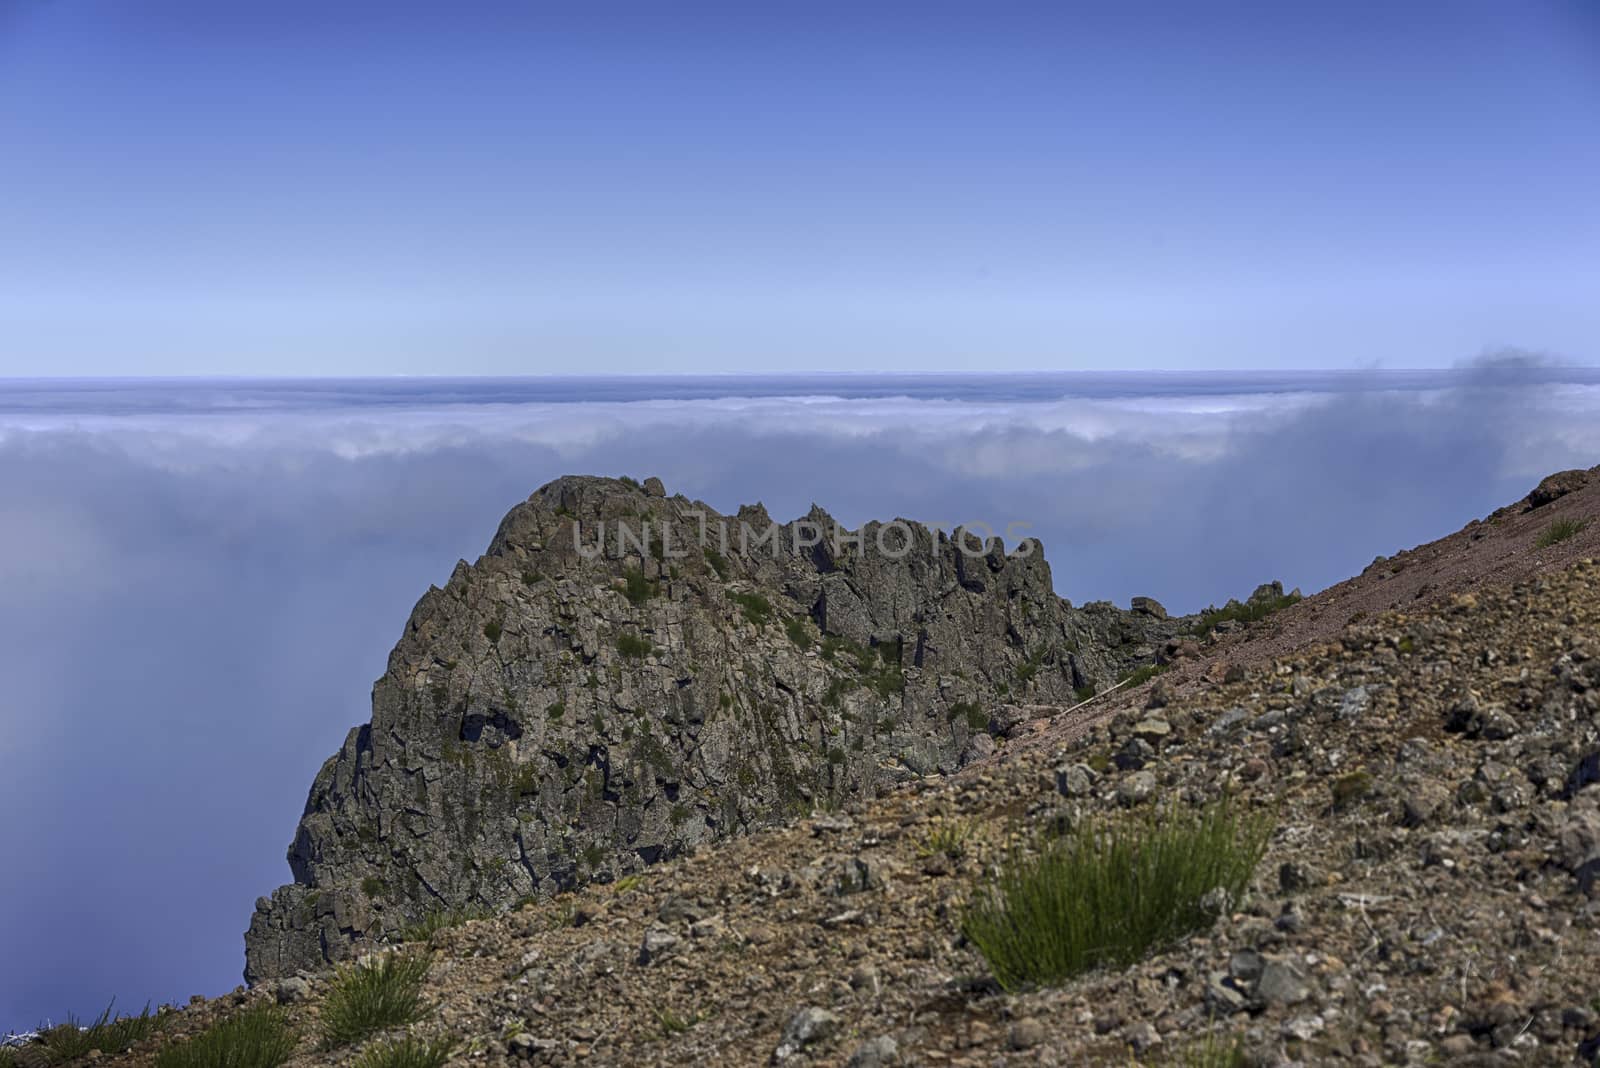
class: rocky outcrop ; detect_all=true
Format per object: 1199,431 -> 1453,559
244,476 -> 1182,981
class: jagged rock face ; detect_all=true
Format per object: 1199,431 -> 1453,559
244,476 -> 1177,981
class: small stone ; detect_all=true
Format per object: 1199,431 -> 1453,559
845,1036 -> 899,1068
1123,1021 -> 1161,1053
1117,771 -> 1157,807
638,928 -> 680,965
775,1007 -> 840,1060
1132,717 -> 1172,744
1258,959 -> 1311,1007
1008,1018 -> 1046,1050
1056,763 -> 1095,798
273,976 -> 311,1004
657,895 -> 706,924
1228,949 -> 1264,985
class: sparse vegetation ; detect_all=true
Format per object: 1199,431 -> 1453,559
616,632 -> 654,659
400,907 -> 484,943
1535,516 -> 1589,548
350,1035 -> 455,1068
784,617 -> 814,650
1073,683 -> 1097,702
38,1002 -> 163,1060
1157,1030 -> 1248,1067
729,590 -> 772,626
962,799 -> 1271,990
949,700 -> 988,731
154,1004 -> 295,1068
482,619 -> 502,643
1186,591 -> 1302,637
621,566 -> 658,605
363,875 -> 385,897
654,1006 -> 705,1036
320,951 -> 432,1048
918,818 -> 977,860
1330,769 -> 1374,811
703,547 -> 729,579
1120,663 -> 1169,688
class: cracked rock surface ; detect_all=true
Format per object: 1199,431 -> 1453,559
244,476 -> 1183,981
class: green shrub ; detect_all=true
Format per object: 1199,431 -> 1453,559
155,1004 -> 295,1068
320,952 -> 431,1048
784,617 -> 814,650
40,1002 -> 163,1060
482,619 -> 502,643
704,548 -> 730,579
949,701 -> 988,731
520,570 -> 541,587
1187,592 -> 1302,637
729,591 -> 772,626
616,633 -> 653,659
1330,770 -> 1374,811
962,799 -> 1271,990
350,1035 -> 454,1068
1535,516 -> 1589,548
1073,684 -> 1097,702
1120,663 -> 1168,688
362,876 -> 385,897
621,567 -> 658,606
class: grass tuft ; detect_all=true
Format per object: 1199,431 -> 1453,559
1157,1029 -> 1248,1067
320,952 -> 432,1048
155,1004 -> 295,1068
400,907 -> 485,943
918,819 -> 977,860
40,1002 -> 163,1060
1535,516 -> 1589,548
350,1035 -> 454,1068
962,799 -> 1270,990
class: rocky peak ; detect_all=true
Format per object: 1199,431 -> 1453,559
243,475 -> 1181,981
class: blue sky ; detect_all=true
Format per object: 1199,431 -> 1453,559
2,0 -> 1597,374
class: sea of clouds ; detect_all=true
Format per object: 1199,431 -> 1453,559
3,363 -> 1598,1027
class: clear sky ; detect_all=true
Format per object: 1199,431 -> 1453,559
1,0 -> 1597,375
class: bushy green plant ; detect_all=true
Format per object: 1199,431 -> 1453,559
616,632 -> 653,659
350,1035 -> 454,1068
784,617 -> 814,650
40,1002 -> 163,1060
729,591 -> 772,626
621,567 -> 657,605
1535,516 -> 1589,548
1120,663 -> 1169,688
320,952 -> 432,1048
1186,592 -> 1302,637
962,799 -> 1271,990
155,1004 -> 295,1068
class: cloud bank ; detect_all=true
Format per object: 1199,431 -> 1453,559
2,369 -> 1597,1027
